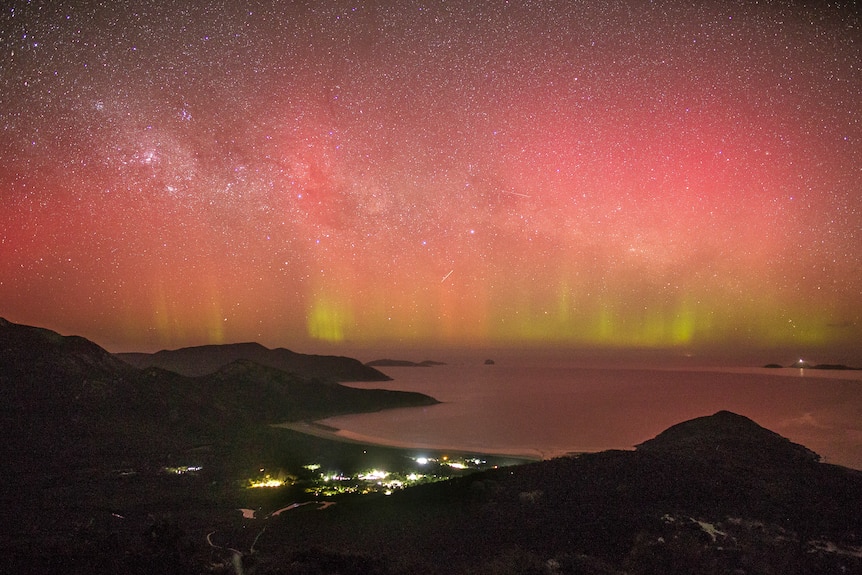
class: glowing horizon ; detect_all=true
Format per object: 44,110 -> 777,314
1,2 -> 860,361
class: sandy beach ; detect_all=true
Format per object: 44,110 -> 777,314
275,420 -> 549,461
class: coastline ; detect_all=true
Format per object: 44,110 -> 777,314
274,420 -> 552,462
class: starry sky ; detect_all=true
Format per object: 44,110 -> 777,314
2,1 -> 860,361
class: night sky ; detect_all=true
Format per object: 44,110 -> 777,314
2,1 -> 860,360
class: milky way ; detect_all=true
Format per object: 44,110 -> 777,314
2,1 -> 860,359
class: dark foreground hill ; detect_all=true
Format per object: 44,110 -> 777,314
0,318 -> 440,572
118,342 -> 391,381
243,411 -> 861,575
0,319 -> 436,478
21,410 -> 849,575
2,319 -> 861,574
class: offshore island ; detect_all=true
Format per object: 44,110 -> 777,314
764,360 -> 861,370
365,358 -> 447,367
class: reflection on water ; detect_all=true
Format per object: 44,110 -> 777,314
320,364 -> 862,469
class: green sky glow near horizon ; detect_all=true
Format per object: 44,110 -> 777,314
1,1 -> 860,361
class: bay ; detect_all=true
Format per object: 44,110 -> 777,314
316,363 -> 862,469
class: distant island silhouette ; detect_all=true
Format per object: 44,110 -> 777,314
764,361 -> 860,370
366,359 -> 447,367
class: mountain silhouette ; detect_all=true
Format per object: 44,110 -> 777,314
0,318 -> 436,470
118,341 -> 391,381
282,411 -> 861,574
3,318 -> 860,574
636,409 -> 820,464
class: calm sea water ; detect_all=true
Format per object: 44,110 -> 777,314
319,363 -> 862,469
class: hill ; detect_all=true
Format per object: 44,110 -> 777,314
118,342 -> 391,381
0,318 -> 437,471
0,318 -> 441,573
3,318 -> 860,574
235,411 -> 862,574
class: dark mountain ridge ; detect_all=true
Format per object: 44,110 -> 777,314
262,411 -> 861,574
200,358 -> 438,422
637,409 -> 821,463
0,318 -> 436,469
3,318 -> 861,573
0,316 -> 133,382
118,341 -> 391,381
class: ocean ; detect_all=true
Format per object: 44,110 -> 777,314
316,362 -> 862,469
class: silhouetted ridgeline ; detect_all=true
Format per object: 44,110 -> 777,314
2,318 -> 861,574
267,411 -> 861,574
119,341 -> 392,381
0,318 -> 437,467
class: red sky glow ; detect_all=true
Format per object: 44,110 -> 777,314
1,1 -> 860,362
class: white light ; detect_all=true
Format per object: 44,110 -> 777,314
358,469 -> 388,481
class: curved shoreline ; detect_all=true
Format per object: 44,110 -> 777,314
274,420 -> 553,462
